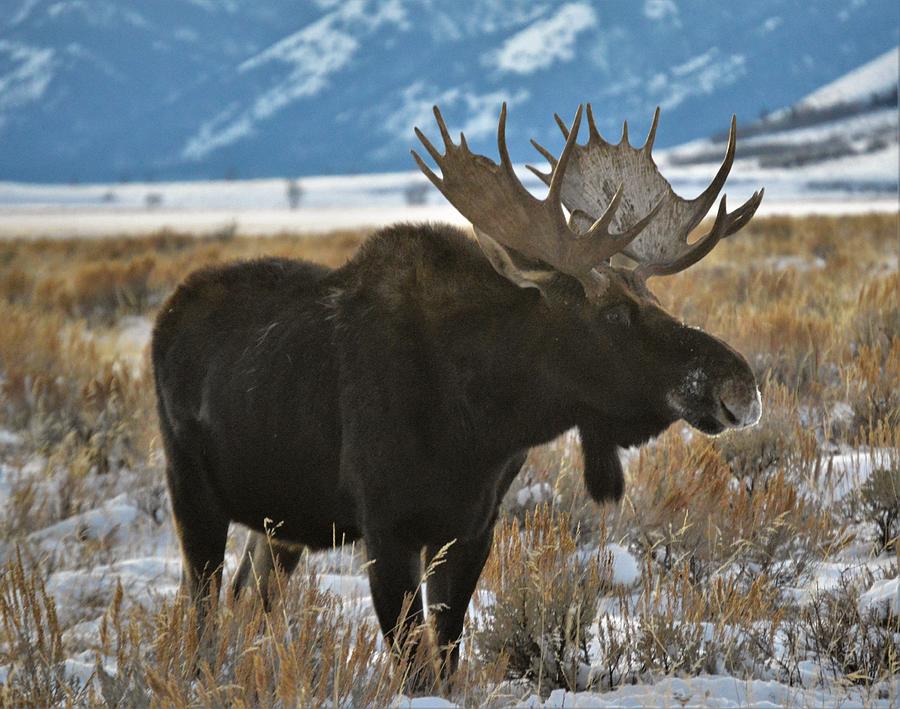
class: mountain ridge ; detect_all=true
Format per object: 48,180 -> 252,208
1,0 -> 897,182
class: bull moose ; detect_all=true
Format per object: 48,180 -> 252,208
152,103 -> 763,677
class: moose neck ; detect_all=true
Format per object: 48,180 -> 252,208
426,282 -> 586,465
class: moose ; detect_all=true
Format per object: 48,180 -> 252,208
152,103 -> 763,678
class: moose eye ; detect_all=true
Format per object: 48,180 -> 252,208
604,304 -> 632,326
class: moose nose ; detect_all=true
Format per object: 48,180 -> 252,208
718,379 -> 762,429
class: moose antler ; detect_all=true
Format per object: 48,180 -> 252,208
411,104 -> 663,289
529,104 -> 764,279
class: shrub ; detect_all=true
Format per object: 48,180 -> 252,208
859,467 -> 900,553
795,573 -> 899,686
475,505 -> 612,693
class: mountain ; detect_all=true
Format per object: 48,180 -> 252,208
667,46 -> 898,196
1,0 -> 898,183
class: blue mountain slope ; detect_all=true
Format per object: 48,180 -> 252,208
1,0 -> 897,182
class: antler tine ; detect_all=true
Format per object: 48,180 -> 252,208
642,106 -> 660,153
690,115 -> 736,215
527,139 -> 557,187
586,103 -> 602,143
432,105 -> 455,152
620,119 -> 629,145
553,113 -> 570,138
723,188 -> 764,237
546,105 -> 583,206
496,103 -> 515,177
530,139 -> 558,167
636,196 -> 730,280
582,183 -> 624,239
526,164 -> 552,184
410,149 -> 443,191
414,126 -> 443,163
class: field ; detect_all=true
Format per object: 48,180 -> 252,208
0,214 -> 897,707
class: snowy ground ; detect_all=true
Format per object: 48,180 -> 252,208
2,426 -> 897,706
0,137 -> 896,239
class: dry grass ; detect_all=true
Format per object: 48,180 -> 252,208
0,213 -> 897,704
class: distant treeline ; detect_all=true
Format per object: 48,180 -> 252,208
718,86 -> 899,141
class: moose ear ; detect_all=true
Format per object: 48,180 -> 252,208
473,228 -> 557,293
577,425 -> 625,504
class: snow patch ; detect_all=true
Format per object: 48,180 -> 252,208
516,482 -> 553,508
798,46 -> 898,111
384,82 -> 529,144
760,16 -> 782,33
527,674 -> 898,707
490,3 -> 597,75
859,576 -> 900,620
183,2 -> 408,160
643,0 -> 679,22
604,544 -> 641,587
0,429 -> 23,446
655,50 -> 747,111
0,40 -> 55,112
27,493 -> 141,551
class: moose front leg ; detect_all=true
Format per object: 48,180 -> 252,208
425,524 -> 495,678
365,531 -> 426,662
425,452 -> 523,677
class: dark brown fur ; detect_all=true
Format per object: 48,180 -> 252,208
152,222 -> 758,676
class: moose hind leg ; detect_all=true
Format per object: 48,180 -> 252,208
164,446 -> 230,634
232,530 -> 303,609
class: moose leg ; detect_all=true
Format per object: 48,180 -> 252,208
232,530 -> 303,609
426,525 -> 495,677
426,451 -> 525,676
165,453 -> 230,637
159,425 -> 233,640
365,532 -> 426,663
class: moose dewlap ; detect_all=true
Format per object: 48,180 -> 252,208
152,102 -> 762,682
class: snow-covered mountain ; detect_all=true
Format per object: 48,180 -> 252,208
668,46 -> 898,195
1,0 -> 898,183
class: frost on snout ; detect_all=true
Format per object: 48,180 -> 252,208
667,367 -> 762,435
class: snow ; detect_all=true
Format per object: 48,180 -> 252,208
183,1 -> 410,161
27,493 -> 142,551
797,46 -> 898,111
46,557 -> 181,625
823,446 -> 893,504
526,675 -> 898,708
392,696 -> 458,708
643,1 -> 679,23
517,481 -> 554,507
0,39 -> 55,111
490,3 -> 597,76
0,153 -> 895,240
604,543 -> 641,588
859,576 -> 900,620
386,83 -> 531,144
0,428 -> 23,446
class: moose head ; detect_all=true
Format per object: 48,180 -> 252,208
412,103 -> 763,500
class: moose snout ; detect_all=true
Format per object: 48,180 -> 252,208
717,378 -> 762,429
